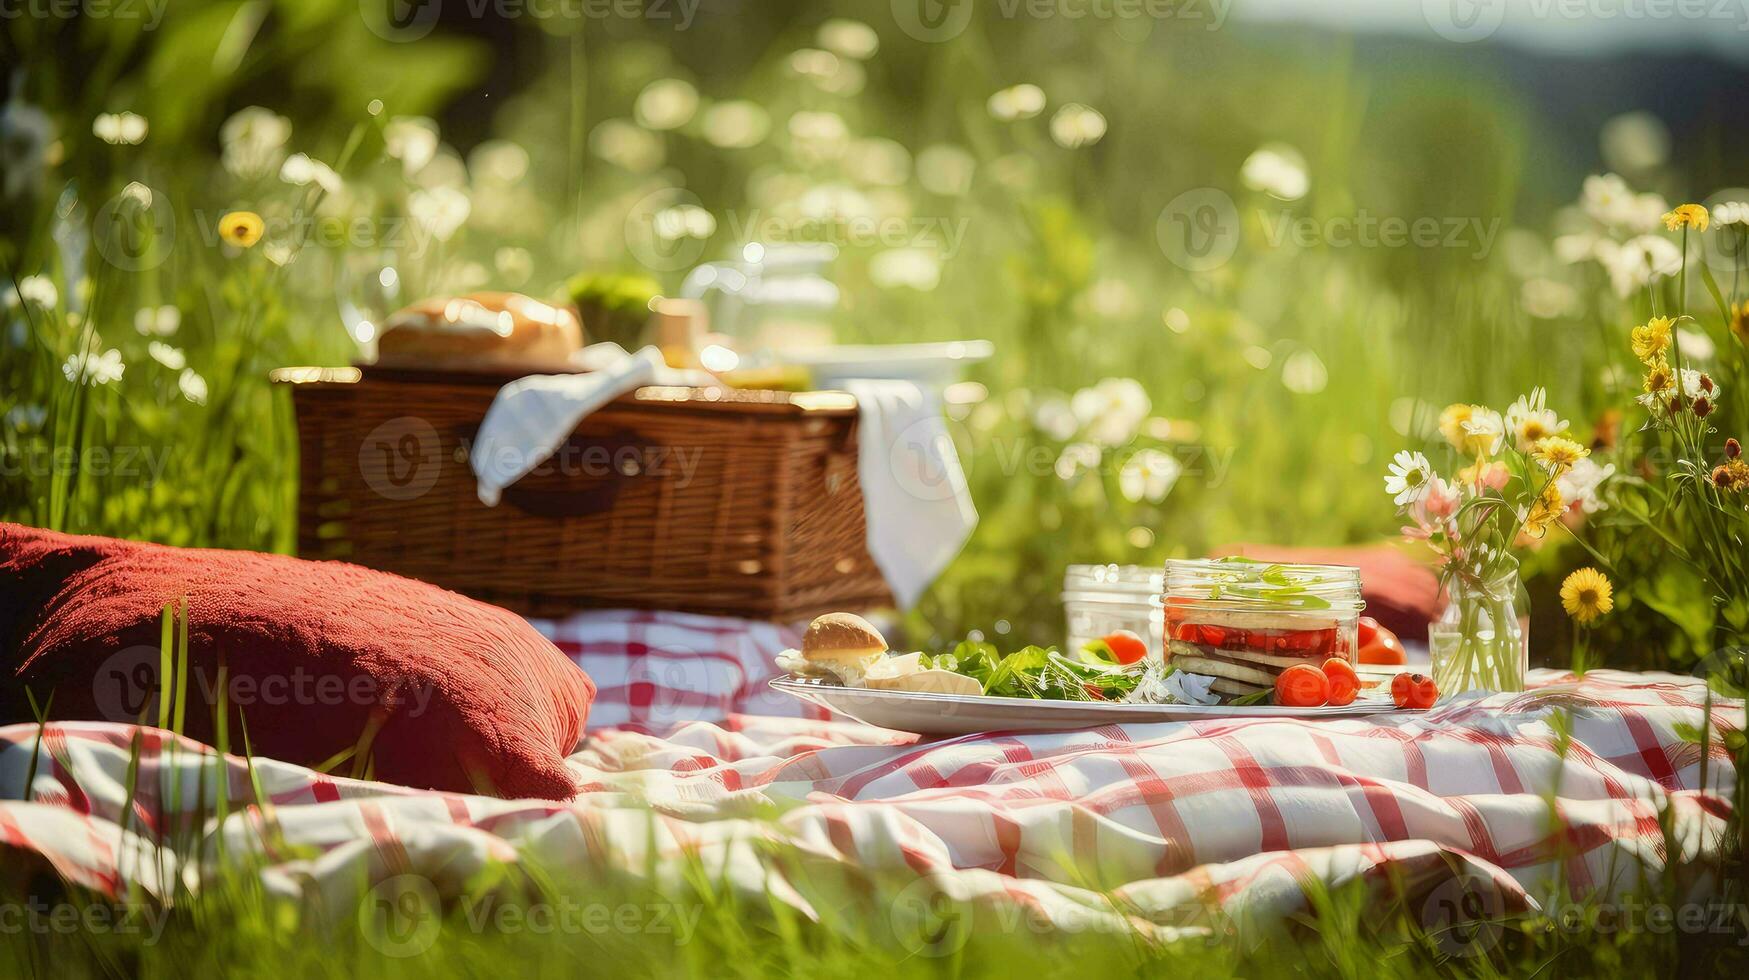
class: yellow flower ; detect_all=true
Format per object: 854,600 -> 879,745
1630,316 -> 1673,363
1731,302 -> 1748,348
1438,403 -> 1474,452
1532,436 -> 1589,472
1661,204 -> 1709,232
1642,358 -> 1674,397
1713,458 -> 1749,492
1560,567 -> 1614,626
219,210 -> 264,248
1523,482 -> 1564,539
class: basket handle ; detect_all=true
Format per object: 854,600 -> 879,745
473,426 -> 651,520
498,483 -> 623,519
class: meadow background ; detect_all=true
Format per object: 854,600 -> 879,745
5,0 -> 1749,665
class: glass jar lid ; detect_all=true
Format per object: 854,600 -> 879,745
1164,557 -> 1363,611
1063,563 -> 1164,599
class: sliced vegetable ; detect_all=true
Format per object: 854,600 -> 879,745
1083,629 -> 1148,666
1175,619 -> 1336,658
1321,658 -> 1358,706
1275,664 -> 1330,707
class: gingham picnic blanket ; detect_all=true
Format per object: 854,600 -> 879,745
0,609 -> 1739,943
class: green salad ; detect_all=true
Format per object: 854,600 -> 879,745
922,640 -> 1143,702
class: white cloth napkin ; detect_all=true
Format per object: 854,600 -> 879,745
471,346 -> 667,506
839,378 -> 977,609
469,350 -> 977,607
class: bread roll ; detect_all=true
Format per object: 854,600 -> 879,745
800,613 -> 887,665
376,292 -> 583,371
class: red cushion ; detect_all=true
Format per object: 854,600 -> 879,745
1,524 -> 594,799
1209,543 -> 1443,642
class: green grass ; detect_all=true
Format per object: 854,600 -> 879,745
3,797 -> 1745,979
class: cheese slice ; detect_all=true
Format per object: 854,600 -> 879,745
868,668 -> 983,697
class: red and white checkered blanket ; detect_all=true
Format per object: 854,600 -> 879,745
0,610 -> 1739,942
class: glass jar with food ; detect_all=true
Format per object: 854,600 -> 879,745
1063,564 -> 1164,665
1162,558 -> 1363,703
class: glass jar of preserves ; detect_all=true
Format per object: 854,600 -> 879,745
1162,558 -> 1364,701
1063,564 -> 1165,663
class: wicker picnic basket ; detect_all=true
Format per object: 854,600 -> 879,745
272,366 -> 891,621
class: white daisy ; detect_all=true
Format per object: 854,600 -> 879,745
7,275 -> 58,309
1679,368 -> 1719,400
1557,457 -> 1614,515
1118,448 -> 1183,504
1505,388 -> 1567,450
177,369 -> 208,405
1032,396 -> 1079,441
1710,201 -> 1749,227
63,348 -> 125,386
1054,442 -> 1102,481
92,111 -> 148,145
148,341 -> 185,371
1071,377 -> 1151,448
1461,408 -> 1505,457
133,305 -> 180,336
1384,450 -> 1434,506
279,152 -> 342,193
1049,103 -> 1106,148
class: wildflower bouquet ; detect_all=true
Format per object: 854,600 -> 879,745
1384,389 -> 1604,693
1615,203 -> 1749,643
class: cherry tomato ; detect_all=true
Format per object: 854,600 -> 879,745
1357,619 -> 1407,666
1390,672 -> 1438,709
1100,630 -> 1148,666
1358,616 -> 1380,648
1321,658 -> 1359,706
1275,664 -> 1330,707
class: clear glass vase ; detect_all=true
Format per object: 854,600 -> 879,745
1428,569 -> 1530,696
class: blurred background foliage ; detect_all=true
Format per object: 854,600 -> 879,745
4,1 -> 1748,664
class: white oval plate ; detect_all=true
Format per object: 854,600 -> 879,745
769,677 -> 1400,735
781,341 -> 994,386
